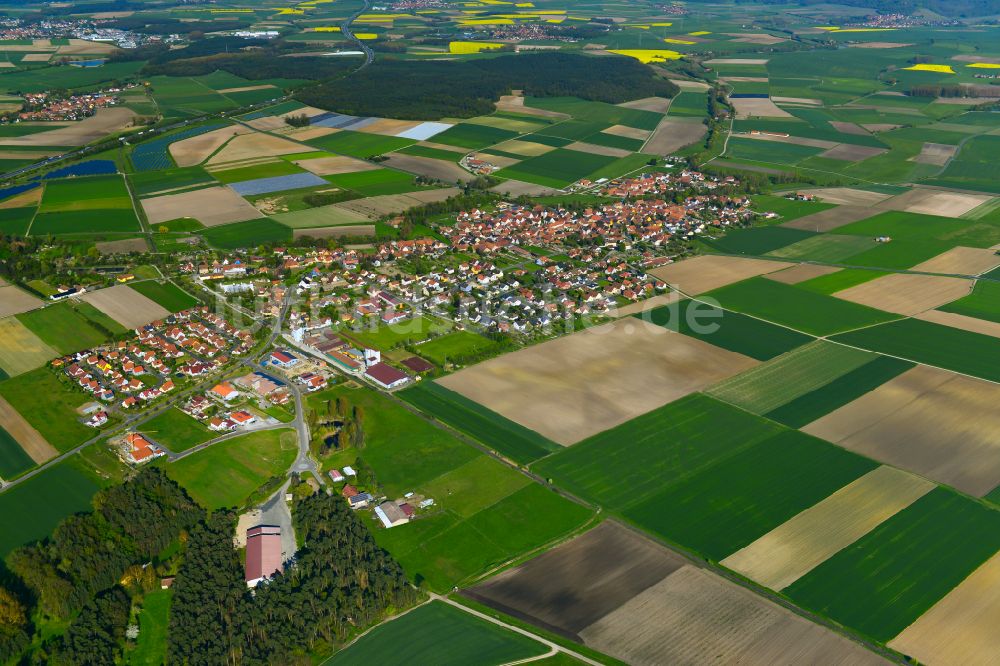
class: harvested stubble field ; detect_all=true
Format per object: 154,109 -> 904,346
722,465 -> 934,590
95,238 -> 148,254
383,154 -> 473,182
329,187 -> 463,220
293,155 -> 378,176
707,341 -> 875,415
0,317 -> 59,376
780,205 -> 877,232
0,282 -> 42,317
648,255 -> 792,296
878,188 -> 993,218
889,550 -> 1000,666
785,487 -> 1000,643
912,142 -> 957,166
438,319 -> 758,446
464,521 -> 688,640
915,309 -> 1000,339
833,273 -> 972,316
798,188 -> 893,206
0,107 -> 134,147
641,116 -> 707,154
580,565 -> 885,666
79,284 -> 171,330
0,394 -> 57,464
168,125 -> 250,167
142,186 -> 263,228
206,132 -> 306,164
766,264 -> 841,284
911,246 -> 1000,275
805,364 -> 1000,496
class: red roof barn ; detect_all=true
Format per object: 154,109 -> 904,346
245,525 -> 282,587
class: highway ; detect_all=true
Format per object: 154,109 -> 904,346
341,0 -> 375,67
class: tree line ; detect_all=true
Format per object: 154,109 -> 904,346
295,52 -> 680,120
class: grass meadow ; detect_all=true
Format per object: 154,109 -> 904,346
323,601 -> 546,665
129,281 -> 198,312
0,424 -> 35,478
0,368 -> 96,451
141,408 -> 214,453
0,462 -> 99,555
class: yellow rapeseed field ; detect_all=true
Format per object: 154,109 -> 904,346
664,38 -> 696,45
607,49 -> 683,64
449,41 -> 504,53
904,63 -> 955,74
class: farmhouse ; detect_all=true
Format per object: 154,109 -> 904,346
375,501 -> 414,529
245,525 -> 283,587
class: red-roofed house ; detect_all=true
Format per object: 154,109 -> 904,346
211,382 -> 239,401
125,433 -> 164,464
364,363 -> 409,390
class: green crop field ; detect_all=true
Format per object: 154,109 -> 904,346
702,226 -> 815,255
0,462 -> 99,556
0,424 -> 34,479
832,318 -> 1000,384
199,218 -> 291,249
525,97 -> 662,130
397,144 -> 464,162
307,130 -> 415,158
129,589 -> 172,666
399,382 -> 560,464
939,279 -> 1000,324
764,355 -> 915,428
669,91 -> 709,117
533,394 -> 785,511
17,301 -> 118,354
309,385 -> 590,590
706,278 -> 900,335
413,330 -> 504,366
164,429 -> 298,510
706,341 -> 875,414
40,175 -> 130,212
625,429 -> 877,560
0,207 -> 36,236
212,160 -> 305,184
751,194 -> 836,223
795,268 -> 888,295
0,368 -> 95,452
140,408 -> 214,453
129,280 -> 198,312
725,138 -> 824,165
431,123 -> 519,149
496,149 -> 618,188
326,168 -> 420,197
786,487 -> 1000,643
766,234 -> 877,263
323,601 -> 547,666
640,299 -> 812,361
130,167 -> 216,196
30,209 -> 142,235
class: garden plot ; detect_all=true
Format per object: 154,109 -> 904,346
580,565 -> 884,666
642,117 -> 706,154
722,466 -> 934,590
206,133 -> 306,165
465,521 -> 687,640
877,189 -> 994,218
834,273 -> 972,316
890,551 -> 1000,666
804,365 -> 1000,496
79,285 -> 170,330
649,255 -> 793,295
292,155 -> 378,176
0,282 -> 42,318
438,318 -> 757,445
913,142 -> 958,166
142,186 -> 263,228
291,225 -> 374,239
95,238 -> 147,254
766,264 -> 842,284
780,205 -> 882,232
0,317 -> 57,376
0,394 -> 57,464
489,180 -> 561,197
169,125 -> 250,167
